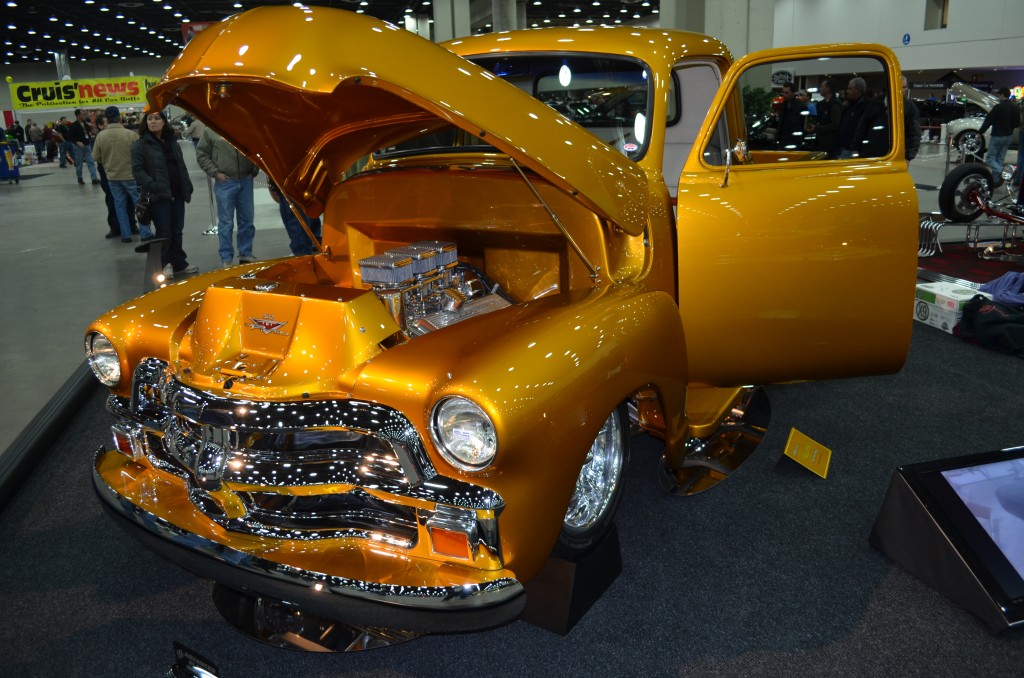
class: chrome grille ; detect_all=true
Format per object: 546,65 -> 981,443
110,359 -> 507,550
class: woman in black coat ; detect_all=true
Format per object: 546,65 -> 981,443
131,110 -> 196,278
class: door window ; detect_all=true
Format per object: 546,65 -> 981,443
703,55 -> 893,165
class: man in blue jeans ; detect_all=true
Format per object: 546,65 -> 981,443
269,182 -> 322,256
93,106 -> 152,242
68,108 -> 99,184
978,88 -> 1019,187
195,128 -> 259,266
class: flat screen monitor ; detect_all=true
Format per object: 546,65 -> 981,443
901,446 -> 1024,630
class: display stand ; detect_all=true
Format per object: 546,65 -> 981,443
211,584 -> 422,652
519,525 -> 623,635
870,460 -> 1024,634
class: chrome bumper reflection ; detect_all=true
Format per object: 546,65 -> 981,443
93,449 -> 524,621
109,358 -> 505,560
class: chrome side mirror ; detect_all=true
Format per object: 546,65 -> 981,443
721,139 -> 748,188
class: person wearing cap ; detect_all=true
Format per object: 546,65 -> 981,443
68,108 -> 100,184
94,105 -> 152,243
132,109 -> 197,279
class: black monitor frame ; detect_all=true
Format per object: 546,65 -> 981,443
900,446 -> 1024,630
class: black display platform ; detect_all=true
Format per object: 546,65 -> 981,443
2,325 -> 1024,675
520,526 -> 623,635
871,449 -> 1024,634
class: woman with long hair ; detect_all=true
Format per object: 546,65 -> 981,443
131,109 -> 197,278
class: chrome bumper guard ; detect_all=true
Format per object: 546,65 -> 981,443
95,359 -> 525,630
93,452 -> 525,632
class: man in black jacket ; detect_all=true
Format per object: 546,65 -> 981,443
807,79 -> 841,158
902,75 -> 922,161
775,83 -> 808,150
979,88 -> 1019,186
68,108 -> 99,185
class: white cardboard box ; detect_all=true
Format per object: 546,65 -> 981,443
915,281 -> 987,312
913,299 -> 961,333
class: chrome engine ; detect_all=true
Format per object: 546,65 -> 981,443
359,240 -> 511,336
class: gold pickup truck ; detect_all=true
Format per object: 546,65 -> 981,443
85,6 -> 917,634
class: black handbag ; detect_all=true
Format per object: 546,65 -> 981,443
135,191 -> 152,224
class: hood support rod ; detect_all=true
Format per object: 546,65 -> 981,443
510,159 -> 602,285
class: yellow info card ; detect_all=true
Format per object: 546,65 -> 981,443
783,428 -> 832,479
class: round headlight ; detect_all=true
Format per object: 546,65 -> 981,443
430,396 -> 497,472
84,332 -> 121,386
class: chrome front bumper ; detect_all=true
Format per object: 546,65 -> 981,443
93,448 -> 525,632
93,358 -> 526,632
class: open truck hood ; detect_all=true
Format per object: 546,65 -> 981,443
147,6 -> 649,235
949,82 -> 998,113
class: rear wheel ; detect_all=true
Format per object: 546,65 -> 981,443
555,404 -> 629,559
938,162 -> 993,223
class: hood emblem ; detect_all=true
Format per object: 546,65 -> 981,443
254,282 -> 279,292
246,314 -> 290,336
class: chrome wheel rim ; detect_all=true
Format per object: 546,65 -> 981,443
953,173 -> 988,217
563,411 -> 624,533
958,131 -> 983,156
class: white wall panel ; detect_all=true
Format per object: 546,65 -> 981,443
773,0 -> 1024,71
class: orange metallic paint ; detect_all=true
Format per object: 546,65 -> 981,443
85,6 -> 916,610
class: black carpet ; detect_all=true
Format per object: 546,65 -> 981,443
2,323 -> 1023,677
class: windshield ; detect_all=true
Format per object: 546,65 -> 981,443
374,53 -> 651,162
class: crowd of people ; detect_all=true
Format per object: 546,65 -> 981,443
769,76 -> 1020,202
771,77 -> 912,160
4,108 -> 322,280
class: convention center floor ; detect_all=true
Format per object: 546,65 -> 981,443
1,141 -> 294,454
0,139 -> 1011,456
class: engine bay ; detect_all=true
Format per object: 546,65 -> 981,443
358,240 -> 513,336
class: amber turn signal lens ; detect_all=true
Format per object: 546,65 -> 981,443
429,526 -> 472,560
111,427 -> 136,459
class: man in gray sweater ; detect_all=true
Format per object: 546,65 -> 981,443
196,128 -> 260,266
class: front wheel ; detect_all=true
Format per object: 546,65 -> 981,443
555,404 -> 629,559
938,162 -> 993,223
954,129 -> 986,157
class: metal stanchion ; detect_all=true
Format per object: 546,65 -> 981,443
203,174 -> 218,235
